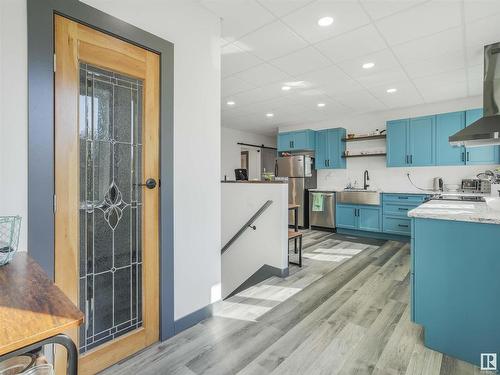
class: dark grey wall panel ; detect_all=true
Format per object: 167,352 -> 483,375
27,0 -> 175,339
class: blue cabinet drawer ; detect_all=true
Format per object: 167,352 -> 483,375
383,216 -> 412,235
383,203 -> 418,217
383,193 -> 427,204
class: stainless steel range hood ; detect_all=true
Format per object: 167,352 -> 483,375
449,43 -> 500,147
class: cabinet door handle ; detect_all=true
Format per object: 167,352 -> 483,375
410,154 -> 413,164
398,224 -> 409,228
466,151 -> 469,162
398,207 -> 409,211
327,159 -> 330,167
461,152 -> 465,162
406,155 -> 408,164
398,196 -> 409,199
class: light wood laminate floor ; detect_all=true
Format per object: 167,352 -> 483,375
101,230 -> 489,375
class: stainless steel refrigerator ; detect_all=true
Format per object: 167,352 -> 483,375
275,155 -> 317,228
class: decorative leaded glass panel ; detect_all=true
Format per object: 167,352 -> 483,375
79,63 -> 143,354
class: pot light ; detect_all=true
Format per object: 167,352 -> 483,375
266,113 -> 274,118
362,62 -> 375,69
318,16 -> 333,27
386,88 -> 397,94
317,103 -> 326,108
226,101 -> 235,106
281,86 -> 291,91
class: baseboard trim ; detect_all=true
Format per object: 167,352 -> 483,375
225,264 -> 288,299
336,228 -> 410,242
173,304 -> 213,335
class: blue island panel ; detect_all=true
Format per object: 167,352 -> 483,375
412,218 -> 500,367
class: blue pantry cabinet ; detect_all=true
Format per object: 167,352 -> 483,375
315,128 -> 346,169
277,130 -> 315,152
336,204 -> 381,232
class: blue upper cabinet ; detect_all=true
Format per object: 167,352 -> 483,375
408,115 -> 435,166
388,108 -> 498,167
315,130 -> 329,169
314,128 -> 346,169
277,130 -> 315,152
465,109 -> 499,165
436,111 -> 466,165
387,119 -> 409,167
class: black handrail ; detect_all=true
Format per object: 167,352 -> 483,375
221,200 -> 273,254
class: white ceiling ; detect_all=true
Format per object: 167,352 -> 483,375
200,0 -> 500,135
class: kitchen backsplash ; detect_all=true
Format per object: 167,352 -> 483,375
317,161 -> 499,192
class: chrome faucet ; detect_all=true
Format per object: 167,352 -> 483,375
363,170 -> 370,190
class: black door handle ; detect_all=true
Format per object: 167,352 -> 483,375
137,178 -> 157,189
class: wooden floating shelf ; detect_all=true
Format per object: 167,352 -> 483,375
342,134 -> 387,142
342,153 -> 387,158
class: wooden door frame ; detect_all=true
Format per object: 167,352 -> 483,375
27,0 -> 175,340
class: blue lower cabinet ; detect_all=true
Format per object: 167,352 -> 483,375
336,205 -> 357,229
358,206 -> 381,232
383,216 -> 411,236
412,217 -> 500,367
336,204 -> 381,232
382,194 -> 429,236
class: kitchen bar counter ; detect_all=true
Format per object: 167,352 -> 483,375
408,199 -> 500,224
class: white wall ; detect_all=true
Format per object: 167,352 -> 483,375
0,0 -> 221,321
0,0 -> 28,252
221,182 -> 288,298
280,96 -> 499,192
221,127 -> 276,180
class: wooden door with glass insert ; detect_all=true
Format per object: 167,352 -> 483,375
54,15 -> 159,375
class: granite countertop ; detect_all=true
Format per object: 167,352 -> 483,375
408,200 -> 500,224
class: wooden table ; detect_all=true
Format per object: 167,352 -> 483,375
0,253 -> 84,374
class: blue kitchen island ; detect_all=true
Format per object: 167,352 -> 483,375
408,200 -> 500,368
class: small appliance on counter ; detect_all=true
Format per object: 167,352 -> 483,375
460,179 -> 491,194
433,177 -> 443,191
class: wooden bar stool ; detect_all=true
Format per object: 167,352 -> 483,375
288,230 -> 303,267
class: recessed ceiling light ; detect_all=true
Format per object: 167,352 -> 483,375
281,86 -> 291,91
226,101 -> 235,106
317,16 -> 333,27
362,62 -> 375,69
317,103 -> 326,108
266,113 -> 274,118
386,88 -> 397,94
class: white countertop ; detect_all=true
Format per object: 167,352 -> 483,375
408,200 -> 500,224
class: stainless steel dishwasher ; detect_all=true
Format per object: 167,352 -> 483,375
309,190 -> 335,229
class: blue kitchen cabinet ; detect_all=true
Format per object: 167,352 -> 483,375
465,108 -> 499,165
314,128 -> 346,169
336,204 -> 381,232
277,133 -> 292,151
412,217 -> 500,367
314,130 -> 329,169
358,206 -> 381,232
336,204 -> 357,229
382,193 -> 428,236
277,130 -> 315,152
435,111 -> 466,165
408,115 -> 435,166
387,119 -> 409,167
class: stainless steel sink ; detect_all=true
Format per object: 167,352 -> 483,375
337,190 -> 380,205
